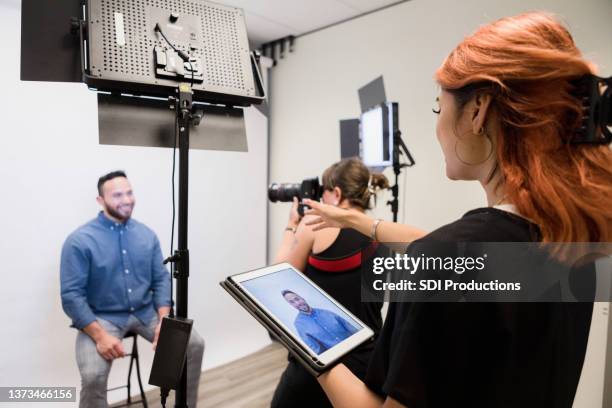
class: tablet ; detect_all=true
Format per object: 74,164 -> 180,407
222,263 -> 374,371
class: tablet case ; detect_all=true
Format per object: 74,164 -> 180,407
220,277 -> 374,377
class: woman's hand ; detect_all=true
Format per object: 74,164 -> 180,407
287,196 -> 302,228
276,196 -> 315,271
303,199 -> 357,231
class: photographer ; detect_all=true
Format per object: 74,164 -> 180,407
301,12 -> 611,408
271,158 -> 405,407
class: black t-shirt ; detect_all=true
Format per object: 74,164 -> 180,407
364,208 -> 593,408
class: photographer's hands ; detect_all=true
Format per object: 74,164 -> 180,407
275,197 -> 315,270
287,196 -> 302,229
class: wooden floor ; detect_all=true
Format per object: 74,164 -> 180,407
112,343 -> 287,408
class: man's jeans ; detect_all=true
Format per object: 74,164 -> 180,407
75,315 -> 205,408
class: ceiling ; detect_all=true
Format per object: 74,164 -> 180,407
215,0 -> 406,47
5,0 -> 406,49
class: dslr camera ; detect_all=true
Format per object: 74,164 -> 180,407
268,177 -> 322,216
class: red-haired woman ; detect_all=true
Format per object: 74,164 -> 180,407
302,11 -> 612,408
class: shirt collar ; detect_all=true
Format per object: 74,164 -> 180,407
97,211 -> 132,230
301,308 -> 316,317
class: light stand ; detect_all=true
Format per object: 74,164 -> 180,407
159,82 -> 195,407
387,130 -> 415,222
174,83 -> 192,407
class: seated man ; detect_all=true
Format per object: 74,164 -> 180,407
282,290 -> 358,354
61,170 -> 205,408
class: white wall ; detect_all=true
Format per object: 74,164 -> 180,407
268,0 -> 612,253
267,0 -> 612,407
0,0 -> 272,405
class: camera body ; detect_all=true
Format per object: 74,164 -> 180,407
268,177 -> 322,216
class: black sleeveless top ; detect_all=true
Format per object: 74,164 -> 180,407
303,228 -> 384,377
364,208 -> 593,408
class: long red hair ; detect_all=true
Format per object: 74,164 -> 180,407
435,11 -> 612,243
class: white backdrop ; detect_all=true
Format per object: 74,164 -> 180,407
266,0 -> 612,406
0,0 -> 272,405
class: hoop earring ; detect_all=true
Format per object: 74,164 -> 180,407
454,131 -> 494,166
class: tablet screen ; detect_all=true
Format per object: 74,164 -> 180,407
239,267 -> 364,356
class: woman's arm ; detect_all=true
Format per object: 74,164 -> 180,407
303,199 -> 427,243
274,197 -> 315,271
318,364 -> 383,408
318,364 -> 406,408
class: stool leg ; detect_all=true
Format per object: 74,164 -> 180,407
132,341 -> 148,408
127,337 -> 136,405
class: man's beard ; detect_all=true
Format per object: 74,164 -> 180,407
299,305 -> 312,314
105,203 -> 133,222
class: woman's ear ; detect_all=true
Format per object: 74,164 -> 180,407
333,186 -> 342,204
471,93 -> 493,135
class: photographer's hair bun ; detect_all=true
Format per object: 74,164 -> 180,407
322,158 -> 389,210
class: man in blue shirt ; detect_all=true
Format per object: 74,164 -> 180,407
61,171 -> 204,408
281,290 -> 358,354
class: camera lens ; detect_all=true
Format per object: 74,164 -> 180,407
268,183 -> 301,202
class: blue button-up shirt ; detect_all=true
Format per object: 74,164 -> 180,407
294,308 -> 359,354
60,212 -> 171,329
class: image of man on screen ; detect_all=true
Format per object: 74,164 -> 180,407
281,290 -> 359,354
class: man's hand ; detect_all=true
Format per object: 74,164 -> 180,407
82,320 -> 125,360
96,333 -> 125,360
152,320 -> 162,350
153,307 -> 171,350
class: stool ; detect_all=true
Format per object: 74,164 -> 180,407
107,331 -> 148,407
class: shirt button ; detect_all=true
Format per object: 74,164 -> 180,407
122,249 -> 127,254
125,269 -> 129,274
120,230 -> 123,235
130,307 -> 134,312
110,226 -> 114,230
128,288 -> 132,293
